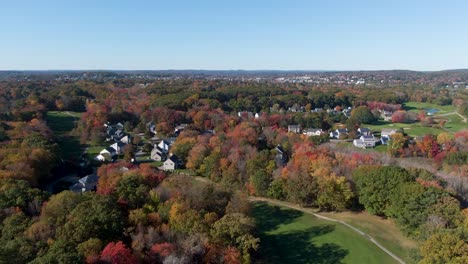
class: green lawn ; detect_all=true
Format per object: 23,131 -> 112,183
252,202 -> 398,264
367,120 -> 443,137
321,211 -> 418,264
438,113 -> 467,133
46,111 -> 83,160
403,102 -> 456,114
86,145 -> 108,159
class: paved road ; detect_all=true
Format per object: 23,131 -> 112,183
192,176 -> 406,264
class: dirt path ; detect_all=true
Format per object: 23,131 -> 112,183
436,111 -> 467,123
192,176 -> 406,264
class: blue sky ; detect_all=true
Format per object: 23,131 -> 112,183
1,0 -> 467,70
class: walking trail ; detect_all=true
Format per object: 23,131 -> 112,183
192,176 -> 406,264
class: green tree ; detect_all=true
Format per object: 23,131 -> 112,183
30,239 -> 82,264
58,195 -> 125,244
267,178 -> 286,200
386,183 -> 448,236
211,213 -> 259,264
115,175 -> 149,209
353,166 -> 414,215
350,106 -> 377,124
0,179 -> 49,215
0,212 -> 36,264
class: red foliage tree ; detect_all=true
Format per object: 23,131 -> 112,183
151,242 -> 176,257
100,241 -> 137,264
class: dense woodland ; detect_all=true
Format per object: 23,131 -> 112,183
0,72 -> 467,263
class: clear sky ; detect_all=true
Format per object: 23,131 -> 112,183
1,0 -> 468,71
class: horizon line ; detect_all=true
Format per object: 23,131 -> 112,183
1,68 -> 468,73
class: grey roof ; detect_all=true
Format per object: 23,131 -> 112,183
168,154 -> 180,163
79,174 -> 98,184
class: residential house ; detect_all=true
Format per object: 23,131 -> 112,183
174,124 -> 188,133
238,111 -> 254,119
120,135 -> 131,144
303,128 -> 323,136
357,127 -> 372,136
288,125 -> 302,133
353,135 -> 376,148
158,139 -> 171,154
380,128 -> 401,145
163,154 -> 182,170
99,147 -> 117,159
69,174 -> 98,193
381,128 -> 400,138
110,142 -> 126,155
329,128 -> 348,139
381,110 -> 393,121
342,107 -> 352,118
95,154 -> 107,162
151,146 -> 166,161
275,145 -> 289,166
115,122 -> 124,130
289,104 -> 303,112
146,121 -> 156,134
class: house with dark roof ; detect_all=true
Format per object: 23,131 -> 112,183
357,127 -> 372,136
110,141 -> 126,155
69,174 -> 98,193
275,145 -> 289,166
151,146 -> 166,161
163,154 -> 182,170
329,128 -> 348,139
353,135 -> 376,148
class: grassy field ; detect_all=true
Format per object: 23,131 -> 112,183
437,113 -> 466,133
46,111 -> 83,160
367,120 -> 444,137
365,102 -> 466,137
403,102 -> 456,114
321,211 -> 418,264
252,202 -> 399,264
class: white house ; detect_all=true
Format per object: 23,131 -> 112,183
95,154 -> 107,162
163,154 -> 181,171
330,128 -> 348,139
120,135 -> 131,144
158,140 -> 171,154
110,142 -> 126,155
381,128 -> 400,138
100,147 -> 116,157
174,124 -> 188,133
288,125 -> 302,133
151,146 -> 166,161
353,135 -> 376,148
303,128 -> 323,136
357,127 -> 372,136
380,110 -> 393,121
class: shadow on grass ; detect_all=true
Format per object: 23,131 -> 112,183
46,113 -> 77,133
253,202 -> 348,264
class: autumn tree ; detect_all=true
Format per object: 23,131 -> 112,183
100,241 -> 137,264
419,232 -> 468,264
